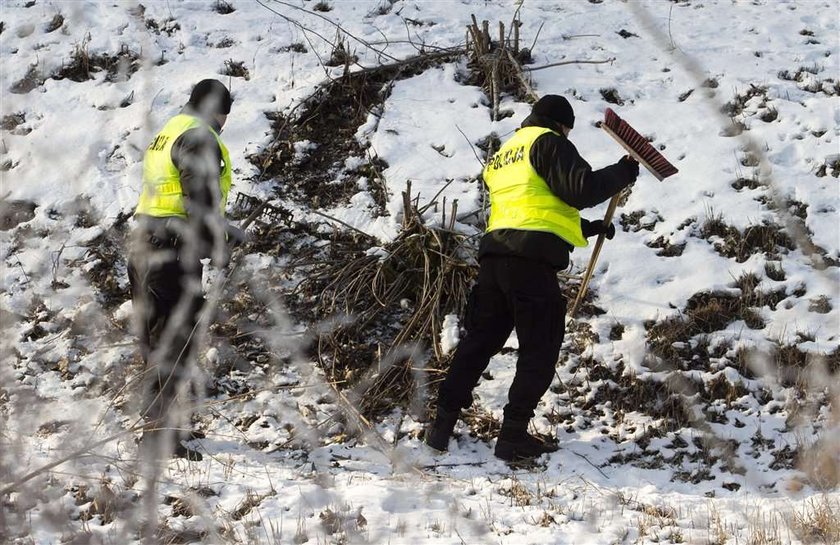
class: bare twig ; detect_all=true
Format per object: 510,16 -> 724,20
0,424 -> 144,496
310,209 -> 378,242
529,20 -> 545,52
505,50 -> 539,102
455,123 -> 485,167
267,0 -> 401,62
525,57 -> 615,72
572,451 -> 610,479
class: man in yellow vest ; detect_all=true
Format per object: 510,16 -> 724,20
128,79 -> 242,461
426,95 -> 639,462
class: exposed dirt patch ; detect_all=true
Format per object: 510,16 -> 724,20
220,59 -> 250,80
645,275 -> 790,371
731,176 -> 764,191
83,211 -> 131,310
678,88 -> 694,102
44,13 -> 63,33
816,155 -> 840,178
0,200 -> 37,231
143,13 -> 180,36
54,43 -> 141,83
1,112 -> 30,135
779,65 -> 840,96
600,87 -> 624,105
620,210 -> 662,232
700,216 -> 793,262
213,0 -> 235,14
10,65 -> 45,94
645,236 -> 685,257
720,84 -> 767,117
571,361 -> 696,433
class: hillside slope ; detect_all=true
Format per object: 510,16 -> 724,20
1,1 -> 838,544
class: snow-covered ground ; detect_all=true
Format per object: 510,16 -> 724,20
1,1 -> 838,544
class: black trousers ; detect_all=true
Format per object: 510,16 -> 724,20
437,255 -> 566,421
127,236 -> 204,427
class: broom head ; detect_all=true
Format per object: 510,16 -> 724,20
599,108 -> 678,181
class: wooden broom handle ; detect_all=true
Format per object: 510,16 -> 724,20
240,200 -> 269,229
568,193 -> 620,317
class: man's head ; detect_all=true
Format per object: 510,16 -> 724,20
531,95 -> 574,136
188,79 -> 233,129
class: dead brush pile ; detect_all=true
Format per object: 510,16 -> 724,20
464,14 -> 537,122
292,188 -> 476,418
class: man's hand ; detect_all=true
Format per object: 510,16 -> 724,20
582,219 -> 616,240
225,223 -> 249,248
618,155 -> 640,182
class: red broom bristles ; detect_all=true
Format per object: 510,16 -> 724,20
601,108 -> 678,181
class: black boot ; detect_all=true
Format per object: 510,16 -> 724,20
172,440 -> 204,462
180,428 -> 206,441
494,418 -> 559,462
140,427 -> 204,462
424,407 -> 460,452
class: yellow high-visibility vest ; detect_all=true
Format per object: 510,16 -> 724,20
483,126 -> 587,248
135,114 -> 232,218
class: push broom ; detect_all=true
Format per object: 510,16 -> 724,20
568,108 -> 679,316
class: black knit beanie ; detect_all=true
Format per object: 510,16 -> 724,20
188,79 -> 233,115
531,95 -> 574,129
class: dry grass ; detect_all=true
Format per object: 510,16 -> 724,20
221,59 -> 250,80
748,512 -> 785,545
313,1 -> 333,12
499,477 -> 533,507
701,212 -> 794,263
327,35 -> 358,67
213,0 -> 235,14
55,41 -> 141,83
798,435 -> 840,491
790,496 -> 840,544
707,503 -> 728,545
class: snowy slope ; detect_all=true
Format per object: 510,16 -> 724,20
2,1 -> 839,544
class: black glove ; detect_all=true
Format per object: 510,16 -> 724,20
582,219 -> 616,240
225,223 -> 249,248
210,224 -> 247,268
618,155 -> 640,182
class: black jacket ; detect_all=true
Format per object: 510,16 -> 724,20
135,106 -> 227,262
478,114 -> 638,269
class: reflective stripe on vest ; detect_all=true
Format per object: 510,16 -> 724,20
135,114 -> 232,218
482,126 -> 588,248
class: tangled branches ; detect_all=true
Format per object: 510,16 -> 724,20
465,14 -> 539,119
293,187 -> 476,417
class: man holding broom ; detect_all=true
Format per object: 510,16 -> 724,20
426,95 -> 639,462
